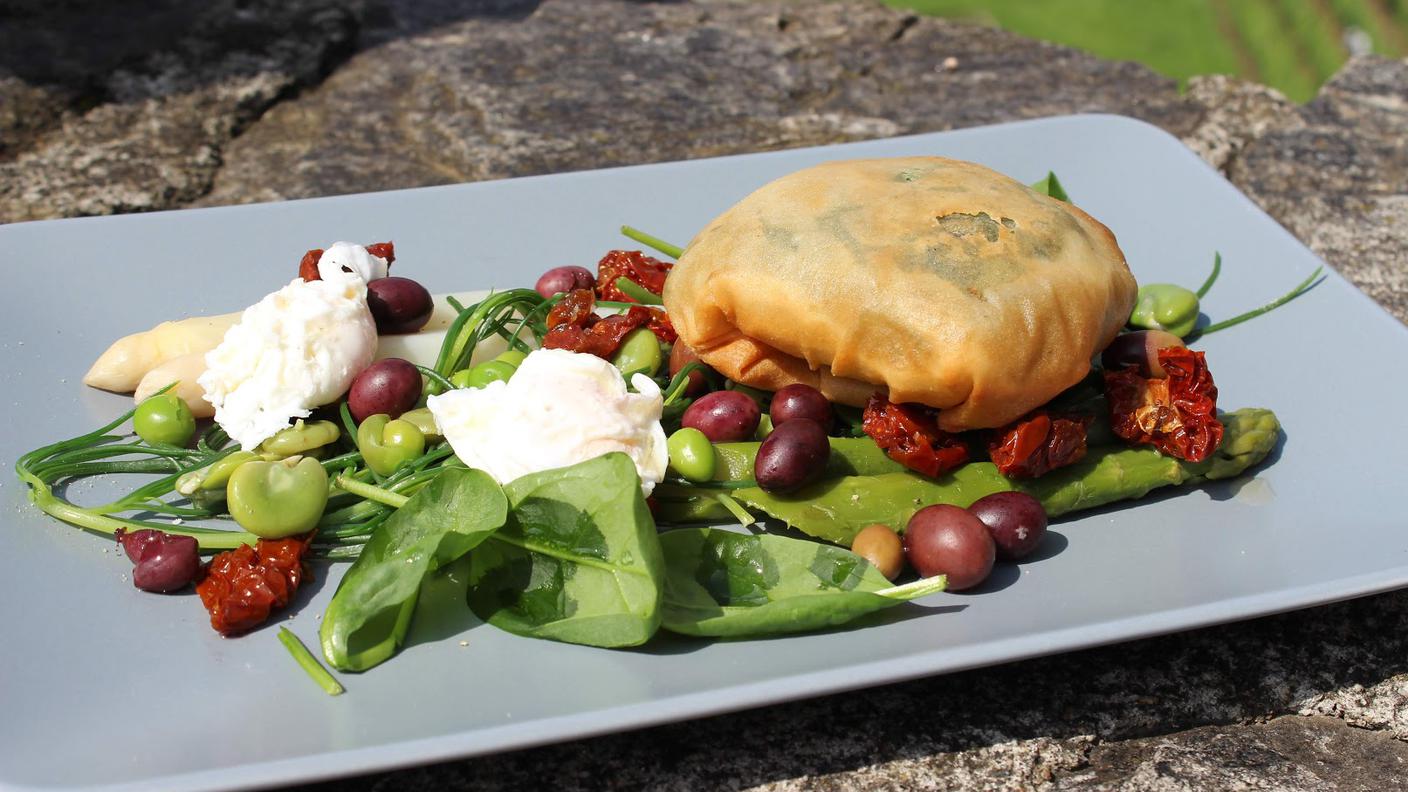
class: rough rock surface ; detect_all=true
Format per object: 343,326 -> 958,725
193,0 -> 1202,206
0,0 -> 359,220
3,1 -> 1407,790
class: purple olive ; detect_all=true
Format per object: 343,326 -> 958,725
1100,330 -> 1186,378
118,529 -> 200,593
755,418 -> 830,493
681,390 -> 761,443
535,266 -> 596,298
969,492 -> 1048,561
118,528 -> 162,562
349,358 -> 423,423
367,276 -> 434,334
903,505 -> 995,590
770,383 -> 832,428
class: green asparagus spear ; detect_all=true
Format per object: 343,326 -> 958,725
652,407 -> 1280,545
713,437 -> 904,480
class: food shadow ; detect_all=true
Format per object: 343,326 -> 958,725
941,529 -> 1069,596
402,556 -> 487,650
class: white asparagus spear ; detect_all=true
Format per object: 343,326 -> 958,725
86,290 -> 493,398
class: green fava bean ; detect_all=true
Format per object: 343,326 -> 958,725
495,349 -> 529,368
667,428 -> 717,482
226,456 -> 330,539
174,450 -> 257,498
611,327 -> 662,379
357,414 -> 426,476
259,419 -> 340,458
1130,283 -> 1200,338
754,413 -> 774,441
465,360 -> 517,389
397,407 -> 441,441
133,393 -> 196,446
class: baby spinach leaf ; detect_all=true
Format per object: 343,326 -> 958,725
1030,171 -> 1070,202
659,528 -> 946,638
320,468 -> 508,672
467,453 -> 665,648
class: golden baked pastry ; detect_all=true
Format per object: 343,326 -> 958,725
662,156 -> 1137,431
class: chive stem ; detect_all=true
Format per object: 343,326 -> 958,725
620,225 -> 684,259
713,493 -> 755,526
1195,252 -> 1222,298
1193,266 -> 1324,338
334,474 -> 410,509
277,627 -> 345,696
415,365 -> 457,394
613,277 -> 665,306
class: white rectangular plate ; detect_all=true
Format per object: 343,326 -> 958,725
3,115 -> 1405,792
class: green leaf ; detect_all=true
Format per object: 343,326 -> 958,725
1030,171 -> 1070,202
467,453 -> 665,647
659,529 -> 945,638
320,468 -> 508,672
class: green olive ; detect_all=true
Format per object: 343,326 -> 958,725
357,413 -> 427,476
850,524 -> 904,581
611,327 -> 663,379
495,348 -> 529,368
258,419 -> 340,458
449,369 -> 473,389
397,407 -> 441,441
226,455 -> 329,538
1129,283 -> 1200,338
133,393 -> 196,447
666,427 -> 717,482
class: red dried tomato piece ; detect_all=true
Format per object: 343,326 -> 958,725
543,288 -> 674,358
862,393 -> 970,478
596,250 -> 673,302
544,307 -> 653,359
297,241 -> 395,281
546,288 -> 600,330
1104,346 -> 1223,462
298,248 -> 324,281
364,241 -> 395,265
195,535 -> 312,636
987,412 -> 1091,479
644,306 -> 677,344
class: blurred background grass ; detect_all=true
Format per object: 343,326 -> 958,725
883,0 -> 1408,101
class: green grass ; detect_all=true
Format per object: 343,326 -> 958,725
884,0 -> 1407,102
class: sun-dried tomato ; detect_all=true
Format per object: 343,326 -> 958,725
644,306 -> 677,344
297,248 -> 324,281
596,250 -> 673,302
987,412 -> 1091,478
546,288 -> 600,330
862,393 -> 970,478
364,241 -> 395,265
1104,346 -> 1223,462
195,535 -> 312,636
543,288 -> 676,357
298,241 -> 395,281
544,308 -> 653,359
